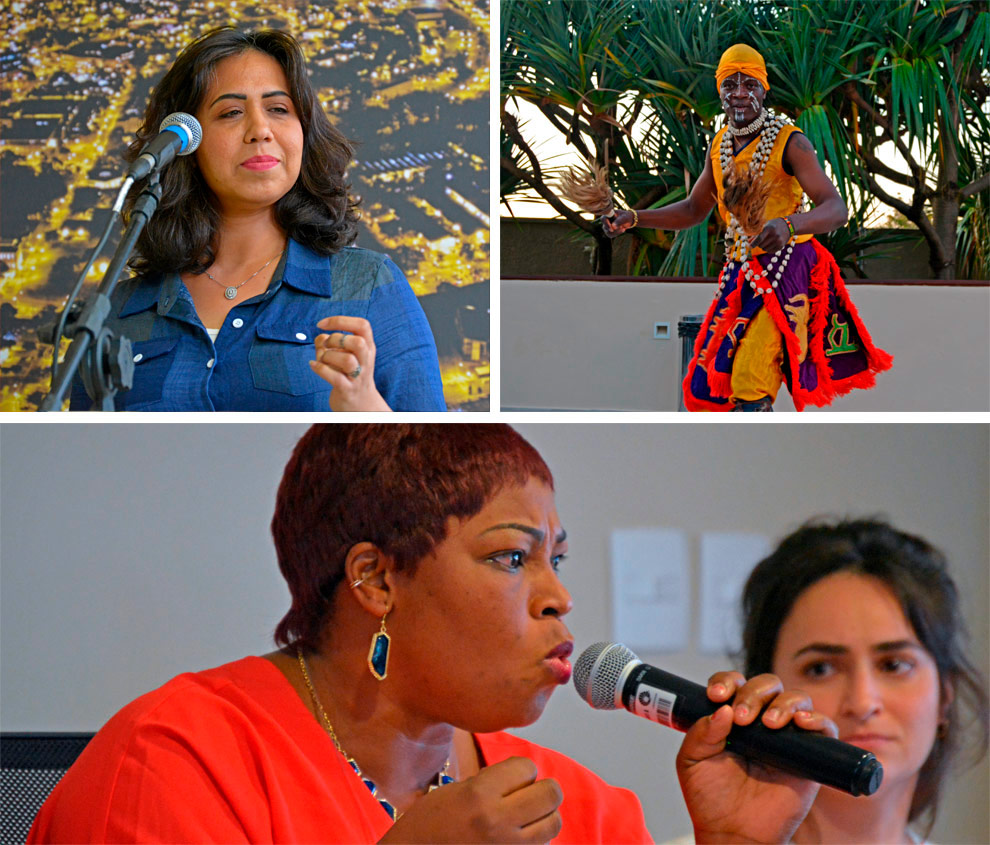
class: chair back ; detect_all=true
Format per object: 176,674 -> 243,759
1,733 -> 94,845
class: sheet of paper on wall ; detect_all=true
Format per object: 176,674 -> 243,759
610,528 -> 690,653
698,532 -> 773,657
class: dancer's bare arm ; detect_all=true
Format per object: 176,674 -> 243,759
751,133 -> 848,252
603,155 -> 717,237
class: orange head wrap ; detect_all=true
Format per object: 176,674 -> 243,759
715,44 -> 769,92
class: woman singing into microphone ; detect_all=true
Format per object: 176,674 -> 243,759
32,424 -> 837,843
69,28 -> 445,412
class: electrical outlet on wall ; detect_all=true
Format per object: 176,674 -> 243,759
698,532 -> 772,656
610,528 -> 690,652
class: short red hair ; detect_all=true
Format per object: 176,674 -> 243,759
272,424 -> 554,651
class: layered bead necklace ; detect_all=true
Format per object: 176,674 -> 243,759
297,649 -> 454,821
716,109 -> 803,299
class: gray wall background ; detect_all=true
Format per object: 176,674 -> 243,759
1,423 -> 987,842
500,279 -> 990,412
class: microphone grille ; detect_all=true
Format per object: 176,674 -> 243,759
572,641 -> 639,710
159,112 -> 203,155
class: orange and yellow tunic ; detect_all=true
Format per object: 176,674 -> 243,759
710,124 -> 812,257
682,124 -> 893,410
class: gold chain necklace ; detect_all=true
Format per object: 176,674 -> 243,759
204,247 -> 283,300
296,648 -> 453,820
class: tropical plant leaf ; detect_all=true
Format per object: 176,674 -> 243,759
501,0 -> 987,278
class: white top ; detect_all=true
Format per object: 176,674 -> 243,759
205,328 -> 220,343
661,830 -> 926,844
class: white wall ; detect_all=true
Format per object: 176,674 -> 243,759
0,423 -> 309,726
500,279 -> 990,412
1,423 -> 987,843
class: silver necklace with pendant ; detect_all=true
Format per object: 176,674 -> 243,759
204,249 -> 282,300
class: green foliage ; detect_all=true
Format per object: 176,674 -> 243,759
956,191 -> 990,280
956,134 -> 990,279
817,222 -> 920,279
500,126 -> 527,207
501,0 -> 990,279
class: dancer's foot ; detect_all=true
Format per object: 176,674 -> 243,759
732,396 -> 774,411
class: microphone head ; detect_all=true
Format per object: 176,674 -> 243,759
573,641 -> 640,710
159,112 -> 203,155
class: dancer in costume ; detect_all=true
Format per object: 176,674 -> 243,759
605,44 -> 892,411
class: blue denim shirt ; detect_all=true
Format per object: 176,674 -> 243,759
69,240 -> 446,411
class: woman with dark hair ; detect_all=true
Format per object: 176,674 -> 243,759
69,28 -> 445,412
32,425 -> 836,843
739,518 -> 989,843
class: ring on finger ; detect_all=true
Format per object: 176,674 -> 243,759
348,365 -> 362,379
337,333 -> 348,349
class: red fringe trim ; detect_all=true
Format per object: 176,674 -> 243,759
762,292 -> 816,411
763,240 -> 893,410
698,269 -> 745,401
682,267 -> 734,411
683,241 -> 892,411
764,242 -> 841,409
708,368 -> 734,399
704,257 -> 758,401
812,240 -> 894,396
703,281 -> 743,366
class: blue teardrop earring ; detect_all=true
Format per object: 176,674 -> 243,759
368,611 -> 390,681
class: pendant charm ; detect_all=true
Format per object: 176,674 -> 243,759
368,614 -> 390,680
224,287 -> 238,300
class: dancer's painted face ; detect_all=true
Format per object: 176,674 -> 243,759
720,72 -> 765,128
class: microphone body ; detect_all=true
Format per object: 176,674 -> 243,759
127,113 -> 202,181
574,642 -> 883,797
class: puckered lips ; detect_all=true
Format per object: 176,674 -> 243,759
544,640 -> 574,684
242,155 -> 279,171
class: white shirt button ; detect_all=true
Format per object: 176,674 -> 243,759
133,353 -> 143,363
295,332 -> 307,341
207,358 -> 215,369
232,318 -> 244,328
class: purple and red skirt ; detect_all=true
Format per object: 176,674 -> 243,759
683,239 -> 893,411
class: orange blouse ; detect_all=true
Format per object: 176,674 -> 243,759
710,124 -> 813,255
29,657 -> 651,844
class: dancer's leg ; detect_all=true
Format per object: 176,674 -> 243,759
730,307 -> 784,408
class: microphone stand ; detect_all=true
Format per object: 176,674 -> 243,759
38,174 -> 162,412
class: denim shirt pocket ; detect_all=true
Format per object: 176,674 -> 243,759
248,323 -> 326,396
115,337 -> 180,409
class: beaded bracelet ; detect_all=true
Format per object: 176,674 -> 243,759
783,216 -> 796,238
630,208 -> 639,227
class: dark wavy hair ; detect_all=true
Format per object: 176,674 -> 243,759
739,517 -> 989,839
124,27 -> 359,275
271,424 -> 555,653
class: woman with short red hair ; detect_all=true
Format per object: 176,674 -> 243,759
31,425 -> 836,843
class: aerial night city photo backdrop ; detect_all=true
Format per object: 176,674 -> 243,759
1,0 -> 489,411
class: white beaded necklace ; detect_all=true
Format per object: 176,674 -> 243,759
716,110 -> 803,299
726,109 -> 768,137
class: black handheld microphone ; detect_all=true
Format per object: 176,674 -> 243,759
127,112 -> 202,181
573,641 -> 883,797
